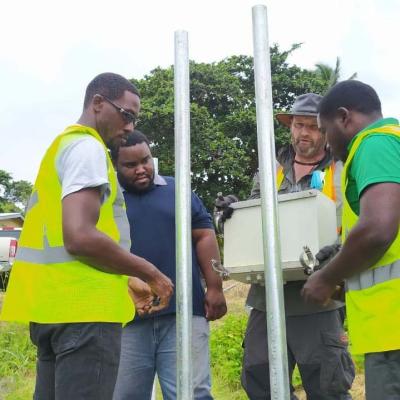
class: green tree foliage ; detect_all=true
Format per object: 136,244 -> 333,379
0,170 -> 32,213
315,57 -> 358,93
132,44 -> 331,209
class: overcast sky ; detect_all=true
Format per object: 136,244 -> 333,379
1,0 -> 398,182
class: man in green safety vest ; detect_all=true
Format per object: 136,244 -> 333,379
1,73 -> 174,400
302,80 -> 400,399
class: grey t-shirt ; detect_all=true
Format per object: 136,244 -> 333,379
246,147 -> 344,316
56,136 -> 110,201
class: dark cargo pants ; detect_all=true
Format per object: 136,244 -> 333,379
365,349 -> 400,400
30,322 -> 122,400
241,308 -> 354,400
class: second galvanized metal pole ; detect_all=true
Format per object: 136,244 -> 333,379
174,30 -> 194,400
252,5 -> 290,400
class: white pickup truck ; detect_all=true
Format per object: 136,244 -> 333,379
0,228 -> 21,290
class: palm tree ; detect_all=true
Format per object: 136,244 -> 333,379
315,57 -> 357,92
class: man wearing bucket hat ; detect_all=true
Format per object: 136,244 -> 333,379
217,93 -> 355,399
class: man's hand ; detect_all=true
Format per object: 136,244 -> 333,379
146,271 -> 174,311
301,269 -> 340,306
128,276 -> 174,315
128,277 -> 154,316
204,287 -> 227,321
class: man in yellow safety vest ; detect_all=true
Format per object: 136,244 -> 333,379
302,80 -> 400,399
0,73 -> 173,400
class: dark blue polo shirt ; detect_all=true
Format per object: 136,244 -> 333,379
123,175 -> 214,319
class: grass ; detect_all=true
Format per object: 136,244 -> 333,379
0,321 -> 36,400
0,286 -> 366,399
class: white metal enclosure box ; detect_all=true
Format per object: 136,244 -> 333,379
223,190 -> 337,284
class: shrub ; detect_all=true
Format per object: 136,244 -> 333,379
210,314 -> 247,390
210,312 -> 304,393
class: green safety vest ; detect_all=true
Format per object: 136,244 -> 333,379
1,125 -> 135,323
342,124 -> 400,354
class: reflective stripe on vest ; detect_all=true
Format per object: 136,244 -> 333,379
17,244 -> 74,264
113,184 -> 131,251
25,190 -> 38,213
0,125 -> 134,324
346,260 -> 400,291
276,163 -> 336,201
342,124 -> 400,354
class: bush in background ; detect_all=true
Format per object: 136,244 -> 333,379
210,314 -> 247,391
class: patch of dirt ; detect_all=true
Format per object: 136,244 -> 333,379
223,281 -> 249,315
295,374 -> 365,399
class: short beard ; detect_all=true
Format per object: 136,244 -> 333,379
295,144 -> 317,158
117,171 -> 155,194
293,139 -> 325,159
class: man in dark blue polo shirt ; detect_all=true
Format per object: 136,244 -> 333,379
112,130 -> 227,400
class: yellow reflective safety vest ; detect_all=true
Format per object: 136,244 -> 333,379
342,124 -> 400,354
1,125 -> 135,323
277,163 -> 337,201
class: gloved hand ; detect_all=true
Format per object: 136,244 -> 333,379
314,243 -> 341,271
214,193 -> 239,223
213,193 -> 239,234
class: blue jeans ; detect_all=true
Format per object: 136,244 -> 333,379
113,314 -> 213,400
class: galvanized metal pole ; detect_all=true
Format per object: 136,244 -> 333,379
252,5 -> 290,399
174,30 -> 193,400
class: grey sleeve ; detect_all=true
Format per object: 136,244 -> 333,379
248,172 -> 261,200
249,160 -> 281,200
56,137 -> 110,202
